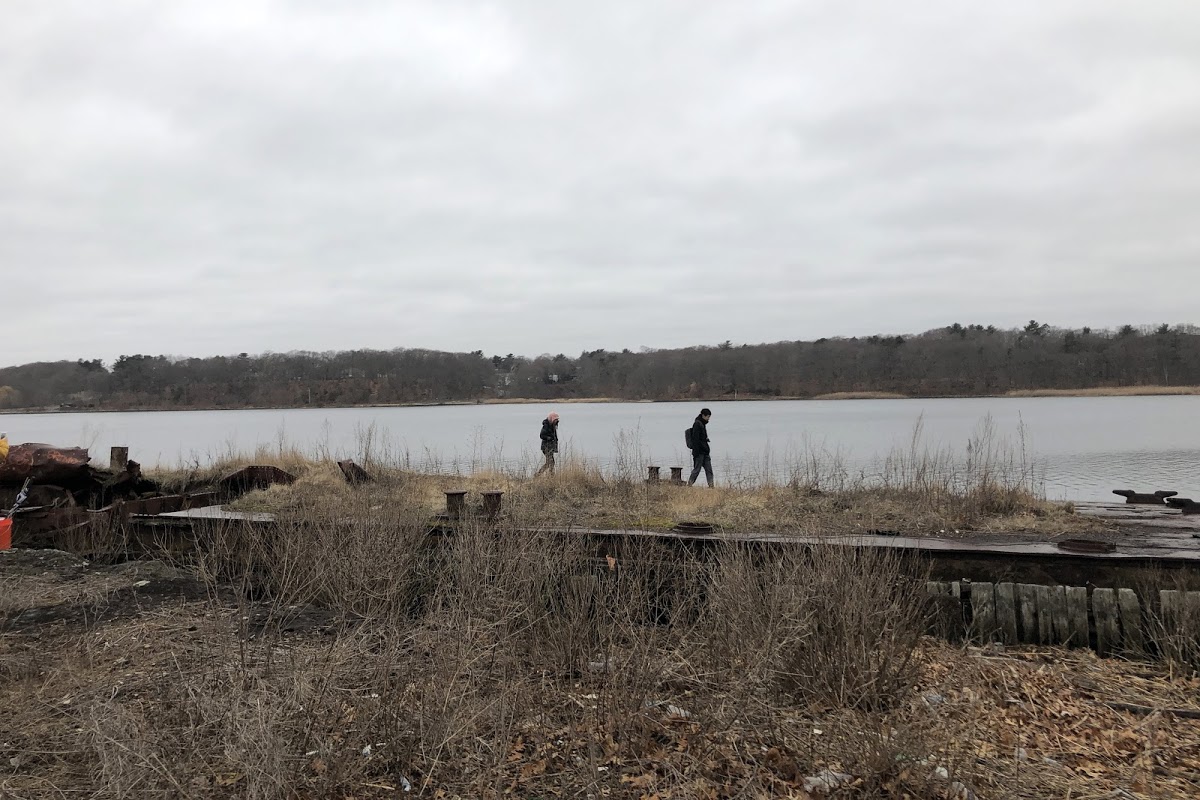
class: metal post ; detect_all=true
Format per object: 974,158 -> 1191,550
445,490 -> 468,518
110,446 -> 129,472
646,466 -> 660,483
481,490 -> 504,521
670,466 -> 684,484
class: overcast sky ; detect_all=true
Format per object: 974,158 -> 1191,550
3,1 -> 1199,367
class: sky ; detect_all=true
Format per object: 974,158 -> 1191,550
3,1 -> 1200,368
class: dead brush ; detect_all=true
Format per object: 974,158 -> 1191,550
84,699 -> 179,799
778,545 -> 929,711
196,488 -> 439,627
699,545 -> 815,685
1146,573 -> 1200,676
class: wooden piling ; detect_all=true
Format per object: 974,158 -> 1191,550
995,583 -> 1019,643
1092,588 -> 1120,657
1048,586 -> 1071,645
110,446 -> 129,471
1066,586 -> 1090,648
1016,584 -> 1039,644
972,582 -> 996,641
1117,588 -> 1144,654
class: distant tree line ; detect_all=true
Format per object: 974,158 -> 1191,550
2,322 -> 1199,411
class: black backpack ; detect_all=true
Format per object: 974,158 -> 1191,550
684,427 -> 694,450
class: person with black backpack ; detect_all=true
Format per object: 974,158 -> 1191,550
535,412 -> 560,476
686,408 -> 713,487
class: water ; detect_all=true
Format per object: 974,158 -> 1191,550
2,396 -> 1198,501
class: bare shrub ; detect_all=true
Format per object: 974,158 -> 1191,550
196,487 -> 438,625
85,700 -> 179,798
776,545 -> 928,710
700,545 -> 814,683
1147,580 -> 1200,675
692,541 -> 930,712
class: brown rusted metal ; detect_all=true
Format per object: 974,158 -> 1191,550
1113,489 -> 1178,505
1055,538 -> 1118,554
445,490 -> 468,518
673,521 -> 714,535
0,444 -> 91,484
110,446 -> 129,471
337,460 -> 373,485
480,490 -> 504,521
217,465 -> 297,498
646,466 -> 661,483
10,506 -> 90,540
670,467 -> 685,484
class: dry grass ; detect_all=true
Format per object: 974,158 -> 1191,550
204,460 -> 1089,539
152,414 -> 1096,541
1145,572 -> 1200,677
4,503 -> 1200,798
809,391 -> 910,400
188,438 -> 1090,540
3,423 -> 1169,795
1004,385 -> 1200,398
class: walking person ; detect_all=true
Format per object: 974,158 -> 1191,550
535,412 -> 560,476
687,408 -> 713,487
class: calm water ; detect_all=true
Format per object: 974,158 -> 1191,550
2,397 -> 1198,501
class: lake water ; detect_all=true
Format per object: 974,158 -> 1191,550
2,397 -> 1198,501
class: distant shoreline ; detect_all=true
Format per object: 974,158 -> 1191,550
2,385 -> 1198,416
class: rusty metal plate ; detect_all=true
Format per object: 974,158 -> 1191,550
0,444 -> 91,484
1056,538 -> 1117,554
217,465 -> 297,498
337,460 -> 373,485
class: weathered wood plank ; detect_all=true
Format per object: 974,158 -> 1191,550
1066,586 -> 1090,648
1092,588 -> 1120,657
1049,585 -> 1071,644
1016,584 -> 1039,644
972,582 -> 996,642
1117,588 -> 1144,654
1160,589 -> 1181,622
995,583 -> 1019,644
1027,587 -> 1046,642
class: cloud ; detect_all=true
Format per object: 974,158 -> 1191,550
2,0 -> 1199,367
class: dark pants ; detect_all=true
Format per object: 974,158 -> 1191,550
535,450 -> 556,476
688,452 -> 713,487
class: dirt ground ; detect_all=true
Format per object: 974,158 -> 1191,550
3,547 -> 1200,799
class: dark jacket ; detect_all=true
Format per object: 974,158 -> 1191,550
690,415 -> 710,456
540,418 -> 559,454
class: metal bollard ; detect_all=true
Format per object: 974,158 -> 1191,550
646,466 -> 661,483
445,490 -> 468,518
1113,489 -> 1177,505
670,467 -> 684,484
110,446 -> 129,472
481,490 -> 504,521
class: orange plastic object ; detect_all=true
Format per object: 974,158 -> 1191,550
0,518 -> 10,550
